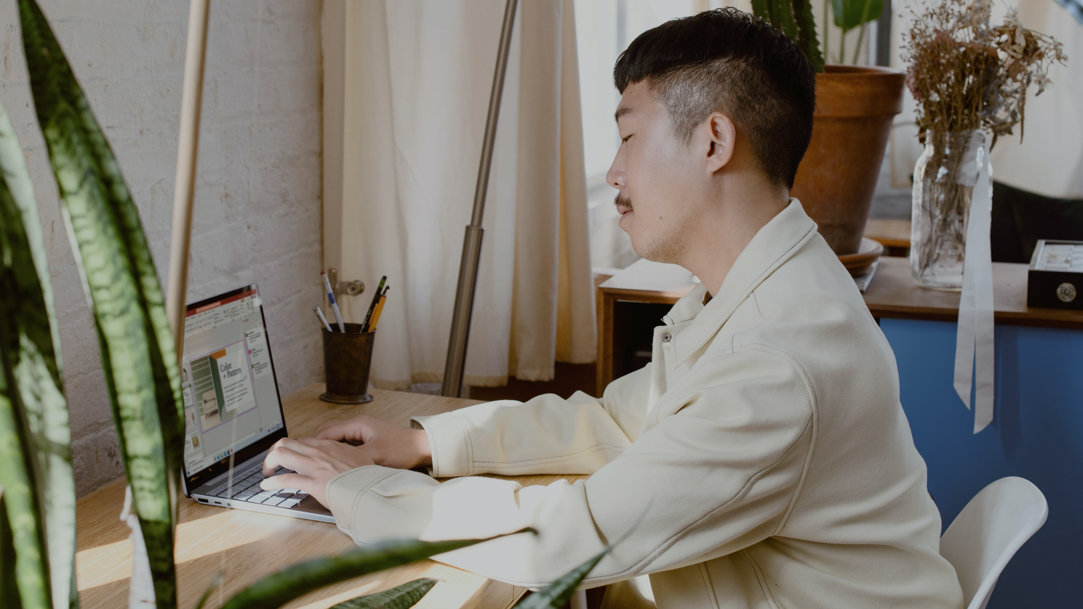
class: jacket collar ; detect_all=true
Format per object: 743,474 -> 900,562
663,199 -> 819,361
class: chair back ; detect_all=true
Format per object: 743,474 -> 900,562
939,476 -> 1048,609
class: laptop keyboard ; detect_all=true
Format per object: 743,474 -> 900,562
204,462 -> 309,508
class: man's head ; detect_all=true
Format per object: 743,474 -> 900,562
613,8 -> 815,190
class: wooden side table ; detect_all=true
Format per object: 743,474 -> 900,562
596,256 -> 1083,388
864,217 -> 911,257
595,261 -> 697,391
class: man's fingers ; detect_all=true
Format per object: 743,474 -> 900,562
259,471 -> 308,492
262,438 -> 307,476
312,418 -> 364,441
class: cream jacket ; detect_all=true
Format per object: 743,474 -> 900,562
326,201 -> 964,609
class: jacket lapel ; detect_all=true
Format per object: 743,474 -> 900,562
665,200 -> 819,366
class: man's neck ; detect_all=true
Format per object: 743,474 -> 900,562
682,184 -> 789,297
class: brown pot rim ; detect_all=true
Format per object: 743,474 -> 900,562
814,65 -> 907,118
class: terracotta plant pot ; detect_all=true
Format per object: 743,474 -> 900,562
791,65 -> 907,256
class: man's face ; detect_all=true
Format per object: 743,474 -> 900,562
606,81 -> 703,264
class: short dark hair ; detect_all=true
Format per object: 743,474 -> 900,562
613,8 -> 815,189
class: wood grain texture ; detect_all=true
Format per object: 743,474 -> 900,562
76,386 -> 531,609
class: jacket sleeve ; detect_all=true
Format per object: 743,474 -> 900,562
413,363 -> 652,477
325,347 -> 814,589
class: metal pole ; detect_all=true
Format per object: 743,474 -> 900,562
441,0 -> 519,397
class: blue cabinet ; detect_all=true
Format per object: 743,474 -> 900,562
881,318 -> 1083,609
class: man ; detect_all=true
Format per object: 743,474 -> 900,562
263,9 -> 964,608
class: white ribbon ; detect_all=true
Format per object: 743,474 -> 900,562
953,132 -> 996,434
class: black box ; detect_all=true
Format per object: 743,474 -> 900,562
1027,239 -> 1083,310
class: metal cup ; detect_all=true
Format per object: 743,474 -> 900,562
320,322 -> 375,404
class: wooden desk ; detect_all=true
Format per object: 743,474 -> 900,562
75,385 -> 533,609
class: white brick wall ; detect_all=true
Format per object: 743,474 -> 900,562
0,0 -> 323,496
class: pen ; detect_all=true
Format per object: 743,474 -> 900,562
313,306 -> 332,332
321,271 -> 346,332
362,275 -> 387,331
367,288 -> 388,332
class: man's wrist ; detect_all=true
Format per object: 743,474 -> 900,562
413,428 -> 433,468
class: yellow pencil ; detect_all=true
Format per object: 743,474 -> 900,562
367,290 -> 388,332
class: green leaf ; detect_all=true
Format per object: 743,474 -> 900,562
0,388 -> 47,609
329,578 -> 437,609
221,529 -> 535,609
17,0 -> 184,606
0,89 -> 73,609
192,573 -> 222,609
511,547 -> 608,609
831,0 -> 882,33
1,491 -> 26,609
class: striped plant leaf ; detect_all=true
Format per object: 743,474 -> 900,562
0,91 -> 73,609
1,491 -> 23,609
0,387 -> 45,609
220,529 -> 535,609
511,547 -> 609,609
329,578 -> 437,609
18,0 -> 184,607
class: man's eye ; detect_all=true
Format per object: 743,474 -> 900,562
620,135 -> 632,144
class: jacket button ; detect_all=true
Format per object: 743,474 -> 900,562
661,332 -> 672,343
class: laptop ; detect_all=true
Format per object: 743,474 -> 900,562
180,284 -> 334,523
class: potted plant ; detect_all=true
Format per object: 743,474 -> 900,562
0,1 -> 601,608
751,0 -> 906,259
902,0 -> 1066,288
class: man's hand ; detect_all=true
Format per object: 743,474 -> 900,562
260,415 -> 431,507
311,414 -> 432,470
260,437 -> 374,506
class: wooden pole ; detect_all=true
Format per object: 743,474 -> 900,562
166,0 -> 211,359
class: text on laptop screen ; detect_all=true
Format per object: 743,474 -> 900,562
182,287 -> 284,476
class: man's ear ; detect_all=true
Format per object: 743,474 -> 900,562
704,112 -> 736,173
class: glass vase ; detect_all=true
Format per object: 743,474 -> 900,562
909,129 -> 988,289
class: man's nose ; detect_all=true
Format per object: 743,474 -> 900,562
606,156 -> 624,190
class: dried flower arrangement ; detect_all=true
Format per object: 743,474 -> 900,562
902,0 -> 1068,287
902,0 -> 1067,146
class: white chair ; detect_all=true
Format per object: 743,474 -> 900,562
939,476 -> 1048,609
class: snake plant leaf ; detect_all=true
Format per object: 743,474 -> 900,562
830,0 -> 882,33
1,491 -> 23,609
220,528 -> 536,609
18,0 -> 184,606
0,91 -> 74,609
191,572 -> 223,609
329,578 -> 437,609
510,547 -> 608,609
0,387 -> 46,609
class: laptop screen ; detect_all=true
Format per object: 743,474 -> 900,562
181,285 -> 287,484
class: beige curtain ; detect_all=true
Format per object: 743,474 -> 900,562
323,0 -> 595,389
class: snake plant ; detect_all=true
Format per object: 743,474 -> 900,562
0,1 -> 604,608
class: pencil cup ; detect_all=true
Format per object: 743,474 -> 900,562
320,323 -> 375,404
